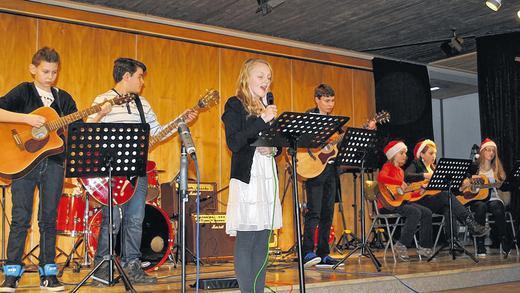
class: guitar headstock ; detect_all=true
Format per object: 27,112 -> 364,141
197,89 -> 220,110
373,110 -> 391,125
112,93 -> 138,105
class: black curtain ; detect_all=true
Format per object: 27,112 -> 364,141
372,58 -> 434,168
477,32 -> 520,217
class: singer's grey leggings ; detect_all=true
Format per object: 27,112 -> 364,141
234,230 -> 270,293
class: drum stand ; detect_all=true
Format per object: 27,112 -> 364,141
58,192 -> 93,277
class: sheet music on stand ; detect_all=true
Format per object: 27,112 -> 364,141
252,111 -> 349,148
425,158 -> 472,191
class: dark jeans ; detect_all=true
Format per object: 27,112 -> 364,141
94,176 -> 147,264
416,192 -> 471,239
7,159 -> 64,267
234,230 -> 270,293
381,203 -> 433,248
468,200 -> 507,244
302,164 -> 336,257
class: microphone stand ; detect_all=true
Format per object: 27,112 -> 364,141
179,145 -> 189,293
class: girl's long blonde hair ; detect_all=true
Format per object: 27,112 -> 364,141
478,147 -> 506,182
235,58 -> 273,116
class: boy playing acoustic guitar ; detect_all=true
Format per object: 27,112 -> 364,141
0,47 -> 108,292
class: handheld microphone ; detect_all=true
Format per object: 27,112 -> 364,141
178,121 -> 196,158
266,92 -> 274,105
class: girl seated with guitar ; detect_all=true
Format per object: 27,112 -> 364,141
377,140 -> 433,261
405,140 -> 489,242
460,138 -> 511,257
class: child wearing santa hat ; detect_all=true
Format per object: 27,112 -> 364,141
405,139 -> 489,242
461,138 -> 511,257
377,140 -> 434,261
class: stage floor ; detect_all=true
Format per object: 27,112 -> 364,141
4,248 -> 520,292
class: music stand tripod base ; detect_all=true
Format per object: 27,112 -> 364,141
66,123 -> 150,292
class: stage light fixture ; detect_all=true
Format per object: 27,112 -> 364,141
440,30 -> 464,57
517,9 -> 520,18
485,0 -> 502,11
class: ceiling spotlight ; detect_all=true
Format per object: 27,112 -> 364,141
485,0 -> 502,11
517,9 -> 520,18
440,29 -> 464,57
256,0 -> 285,16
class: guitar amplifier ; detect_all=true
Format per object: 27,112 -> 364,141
186,213 -> 235,260
160,181 -> 217,218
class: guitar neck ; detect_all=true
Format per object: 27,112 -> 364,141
46,100 -> 118,132
404,181 -> 427,193
148,104 -> 200,148
475,182 -> 501,189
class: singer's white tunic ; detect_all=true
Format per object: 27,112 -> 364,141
226,149 -> 282,236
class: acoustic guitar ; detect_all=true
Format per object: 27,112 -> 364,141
457,174 -> 501,205
0,94 -> 135,179
80,89 -> 220,206
377,179 -> 440,208
296,111 -> 390,179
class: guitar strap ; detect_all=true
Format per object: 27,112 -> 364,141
133,95 -> 147,124
111,88 -> 146,124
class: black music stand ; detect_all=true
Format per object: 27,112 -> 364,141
426,158 -> 478,263
253,112 -> 349,293
65,123 -> 150,293
332,127 -> 381,271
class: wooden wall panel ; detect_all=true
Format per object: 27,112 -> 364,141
137,35 -> 220,185
37,19 -> 136,110
0,13 -> 37,99
0,11 -> 374,259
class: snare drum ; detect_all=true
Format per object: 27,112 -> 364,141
87,203 -> 174,272
56,193 -> 86,237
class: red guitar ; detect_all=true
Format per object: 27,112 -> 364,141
80,89 -> 219,206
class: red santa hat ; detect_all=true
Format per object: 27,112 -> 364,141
413,139 -> 436,159
384,140 -> 407,160
480,138 -> 497,152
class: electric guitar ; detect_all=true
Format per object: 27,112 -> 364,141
80,89 -> 220,206
295,111 -> 390,179
0,94 -> 136,179
456,174 -> 501,205
377,179 -> 441,208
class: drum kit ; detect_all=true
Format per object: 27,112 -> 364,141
56,169 -> 174,273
